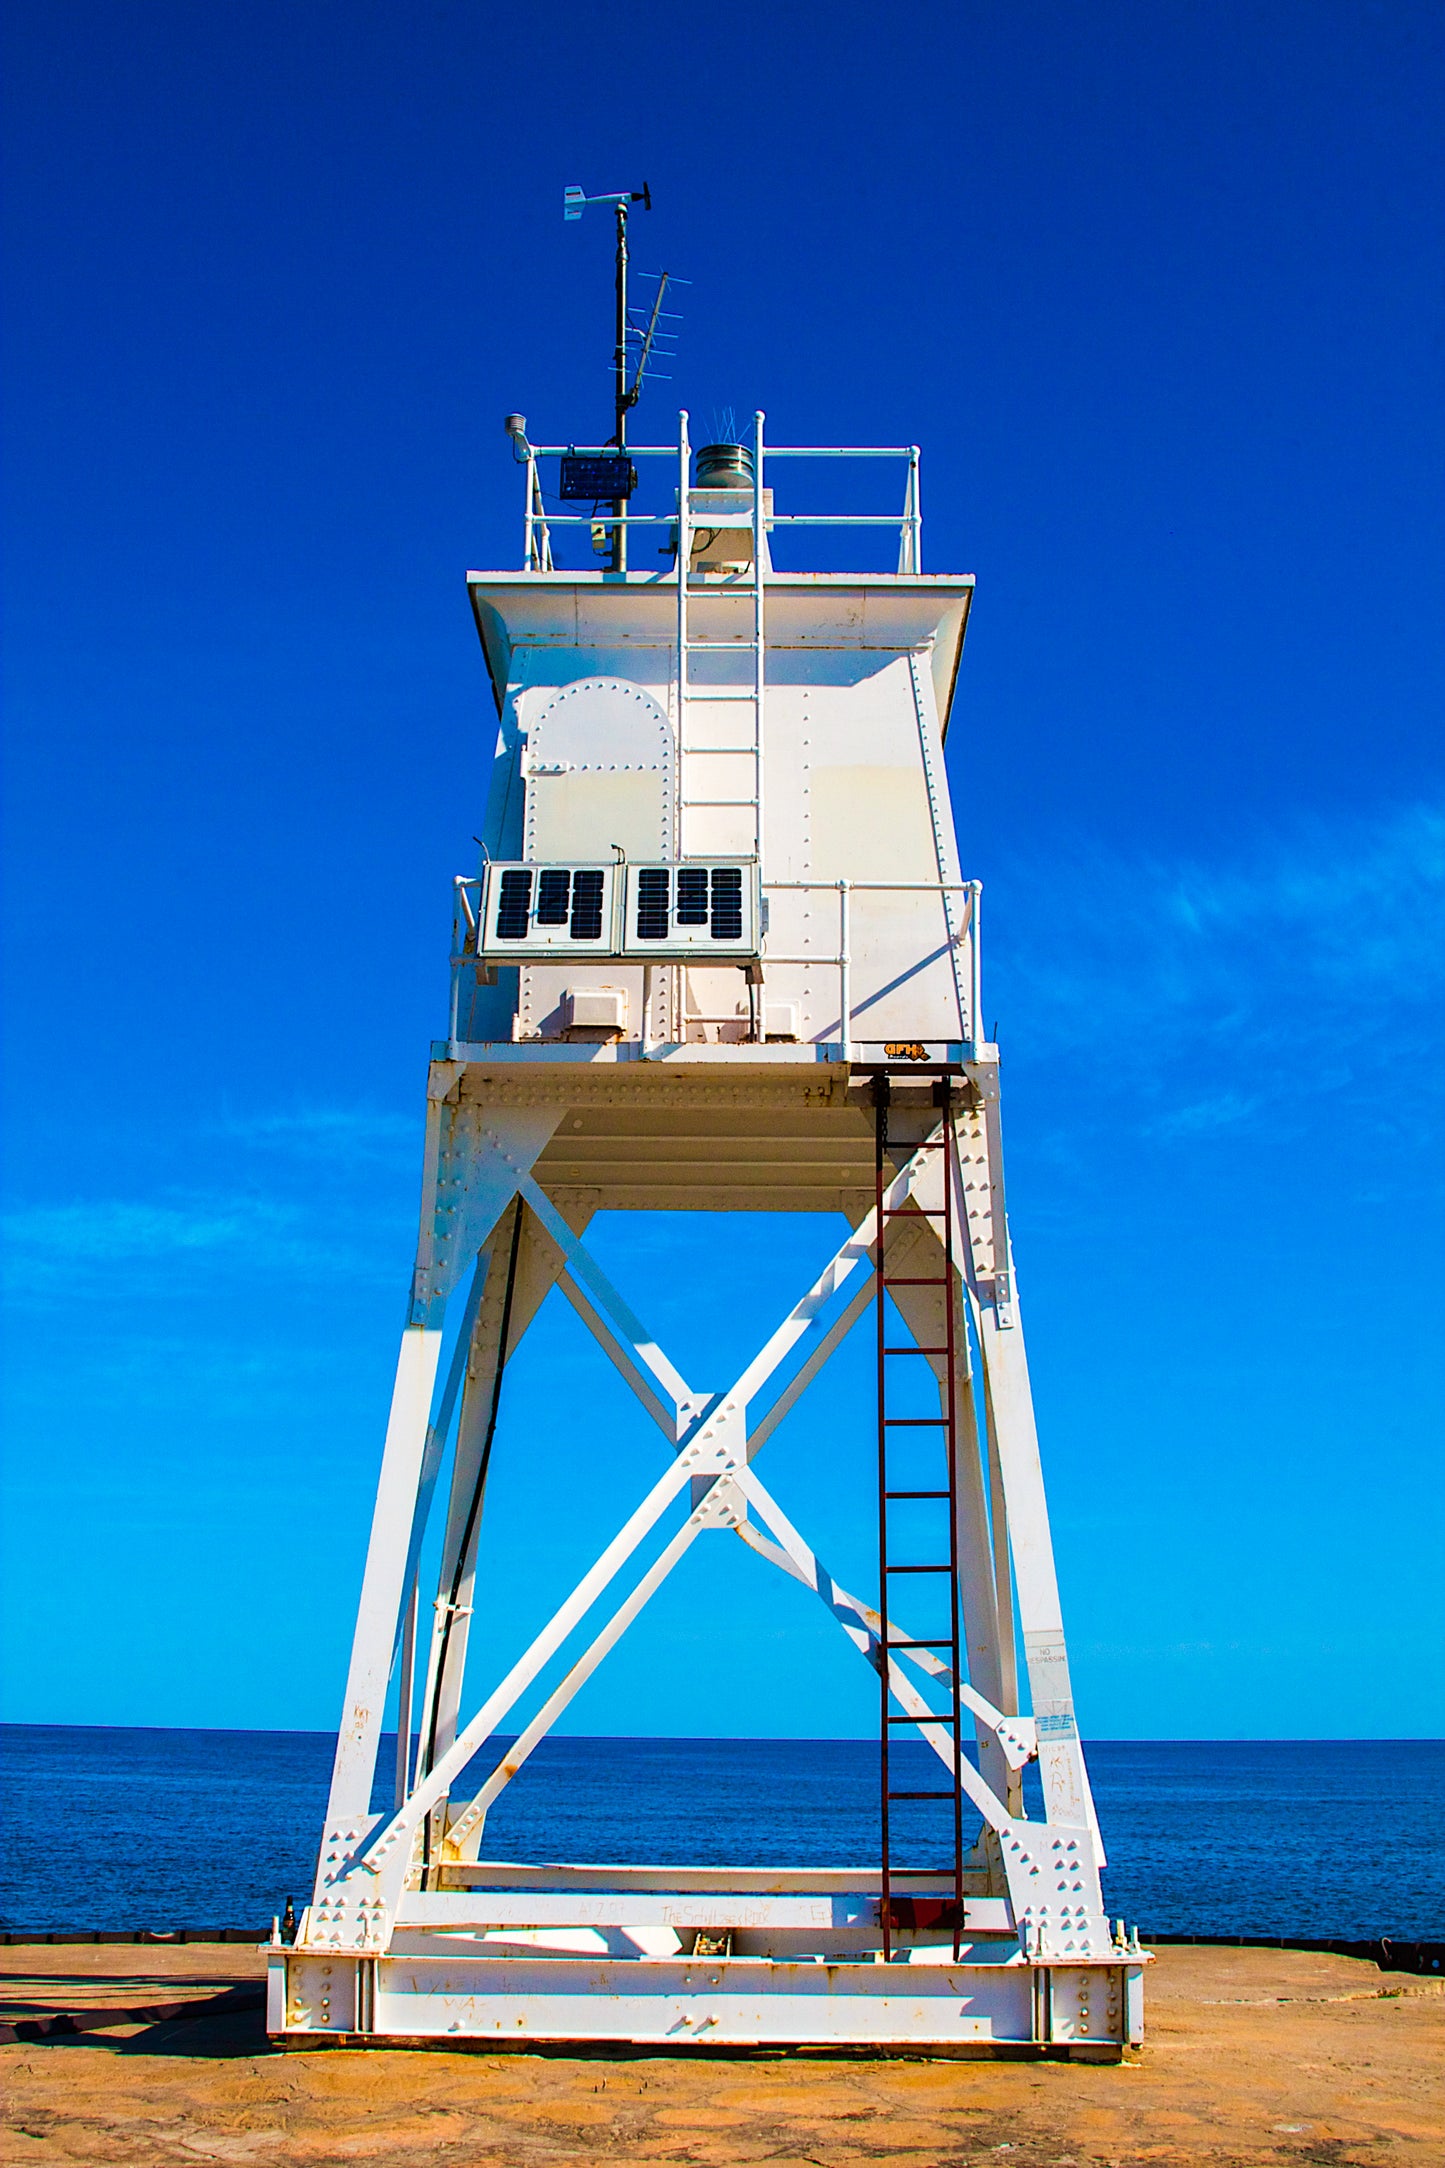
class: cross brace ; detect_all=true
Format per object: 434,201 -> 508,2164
310,1106 -> 1108,1962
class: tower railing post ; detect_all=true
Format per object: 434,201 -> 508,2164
970,880 -> 983,1045
909,445 -> 922,572
676,406 -> 690,1038
753,408 -> 767,867
838,879 -> 852,1059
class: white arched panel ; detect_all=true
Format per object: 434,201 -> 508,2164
523,677 -> 674,864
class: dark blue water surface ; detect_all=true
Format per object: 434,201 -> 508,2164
1,1727 -> 1439,1939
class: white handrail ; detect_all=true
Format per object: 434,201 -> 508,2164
529,511 -> 911,529
522,442 -> 918,460
447,870 -> 982,1052
519,419 -> 925,571
757,446 -> 919,459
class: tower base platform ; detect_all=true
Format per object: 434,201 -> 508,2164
267,1862 -> 1148,2055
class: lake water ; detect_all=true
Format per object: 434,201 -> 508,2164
1,1727 -> 1440,1940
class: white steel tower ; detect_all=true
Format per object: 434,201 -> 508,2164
267,390 -> 1149,2054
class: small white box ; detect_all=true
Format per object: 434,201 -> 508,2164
562,985 -> 627,1036
764,1002 -> 801,1043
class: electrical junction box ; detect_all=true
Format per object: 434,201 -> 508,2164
688,486 -> 773,572
764,1001 -> 801,1043
559,455 -> 637,501
561,985 -> 628,1036
476,861 -> 760,963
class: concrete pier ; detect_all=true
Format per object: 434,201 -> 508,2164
3,1939 -> 1441,2163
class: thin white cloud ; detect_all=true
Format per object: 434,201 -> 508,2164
214,1106 -> 417,1159
992,800 -> 1445,1075
0,1190 -> 397,1299
0,1330 -> 339,1426
2,1109 -> 423,1314
1154,803 -> 1444,1008
1,1195 -> 296,1263
1146,1090 -> 1263,1140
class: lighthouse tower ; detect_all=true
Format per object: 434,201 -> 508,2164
266,371 -> 1148,2050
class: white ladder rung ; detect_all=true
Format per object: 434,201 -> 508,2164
682,687 -> 759,701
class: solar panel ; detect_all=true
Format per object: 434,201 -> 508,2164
536,869 -> 572,926
709,866 -> 744,940
635,866 -> 670,941
495,868 -> 533,940
570,870 -> 605,939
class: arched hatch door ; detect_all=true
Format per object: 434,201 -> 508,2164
523,676 -> 674,864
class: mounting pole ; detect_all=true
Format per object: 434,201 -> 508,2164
612,198 -> 629,573
562,182 -> 651,578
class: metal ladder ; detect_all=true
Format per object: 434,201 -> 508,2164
674,412 -> 766,868
874,1072 -> 967,1961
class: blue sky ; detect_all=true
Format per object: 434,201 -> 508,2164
2,0 -> 1441,1743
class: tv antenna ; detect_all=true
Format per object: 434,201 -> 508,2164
563,182 -> 682,572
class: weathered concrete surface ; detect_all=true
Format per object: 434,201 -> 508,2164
2,1941 -> 1441,2164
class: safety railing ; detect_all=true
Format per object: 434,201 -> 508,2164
516,413 -> 923,575
448,873 -> 982,1060
760,878 -> 981,1060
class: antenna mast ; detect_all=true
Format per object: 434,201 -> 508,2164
564,181 -> 652,572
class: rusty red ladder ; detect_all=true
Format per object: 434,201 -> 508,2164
874,1071 -> 966,1962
